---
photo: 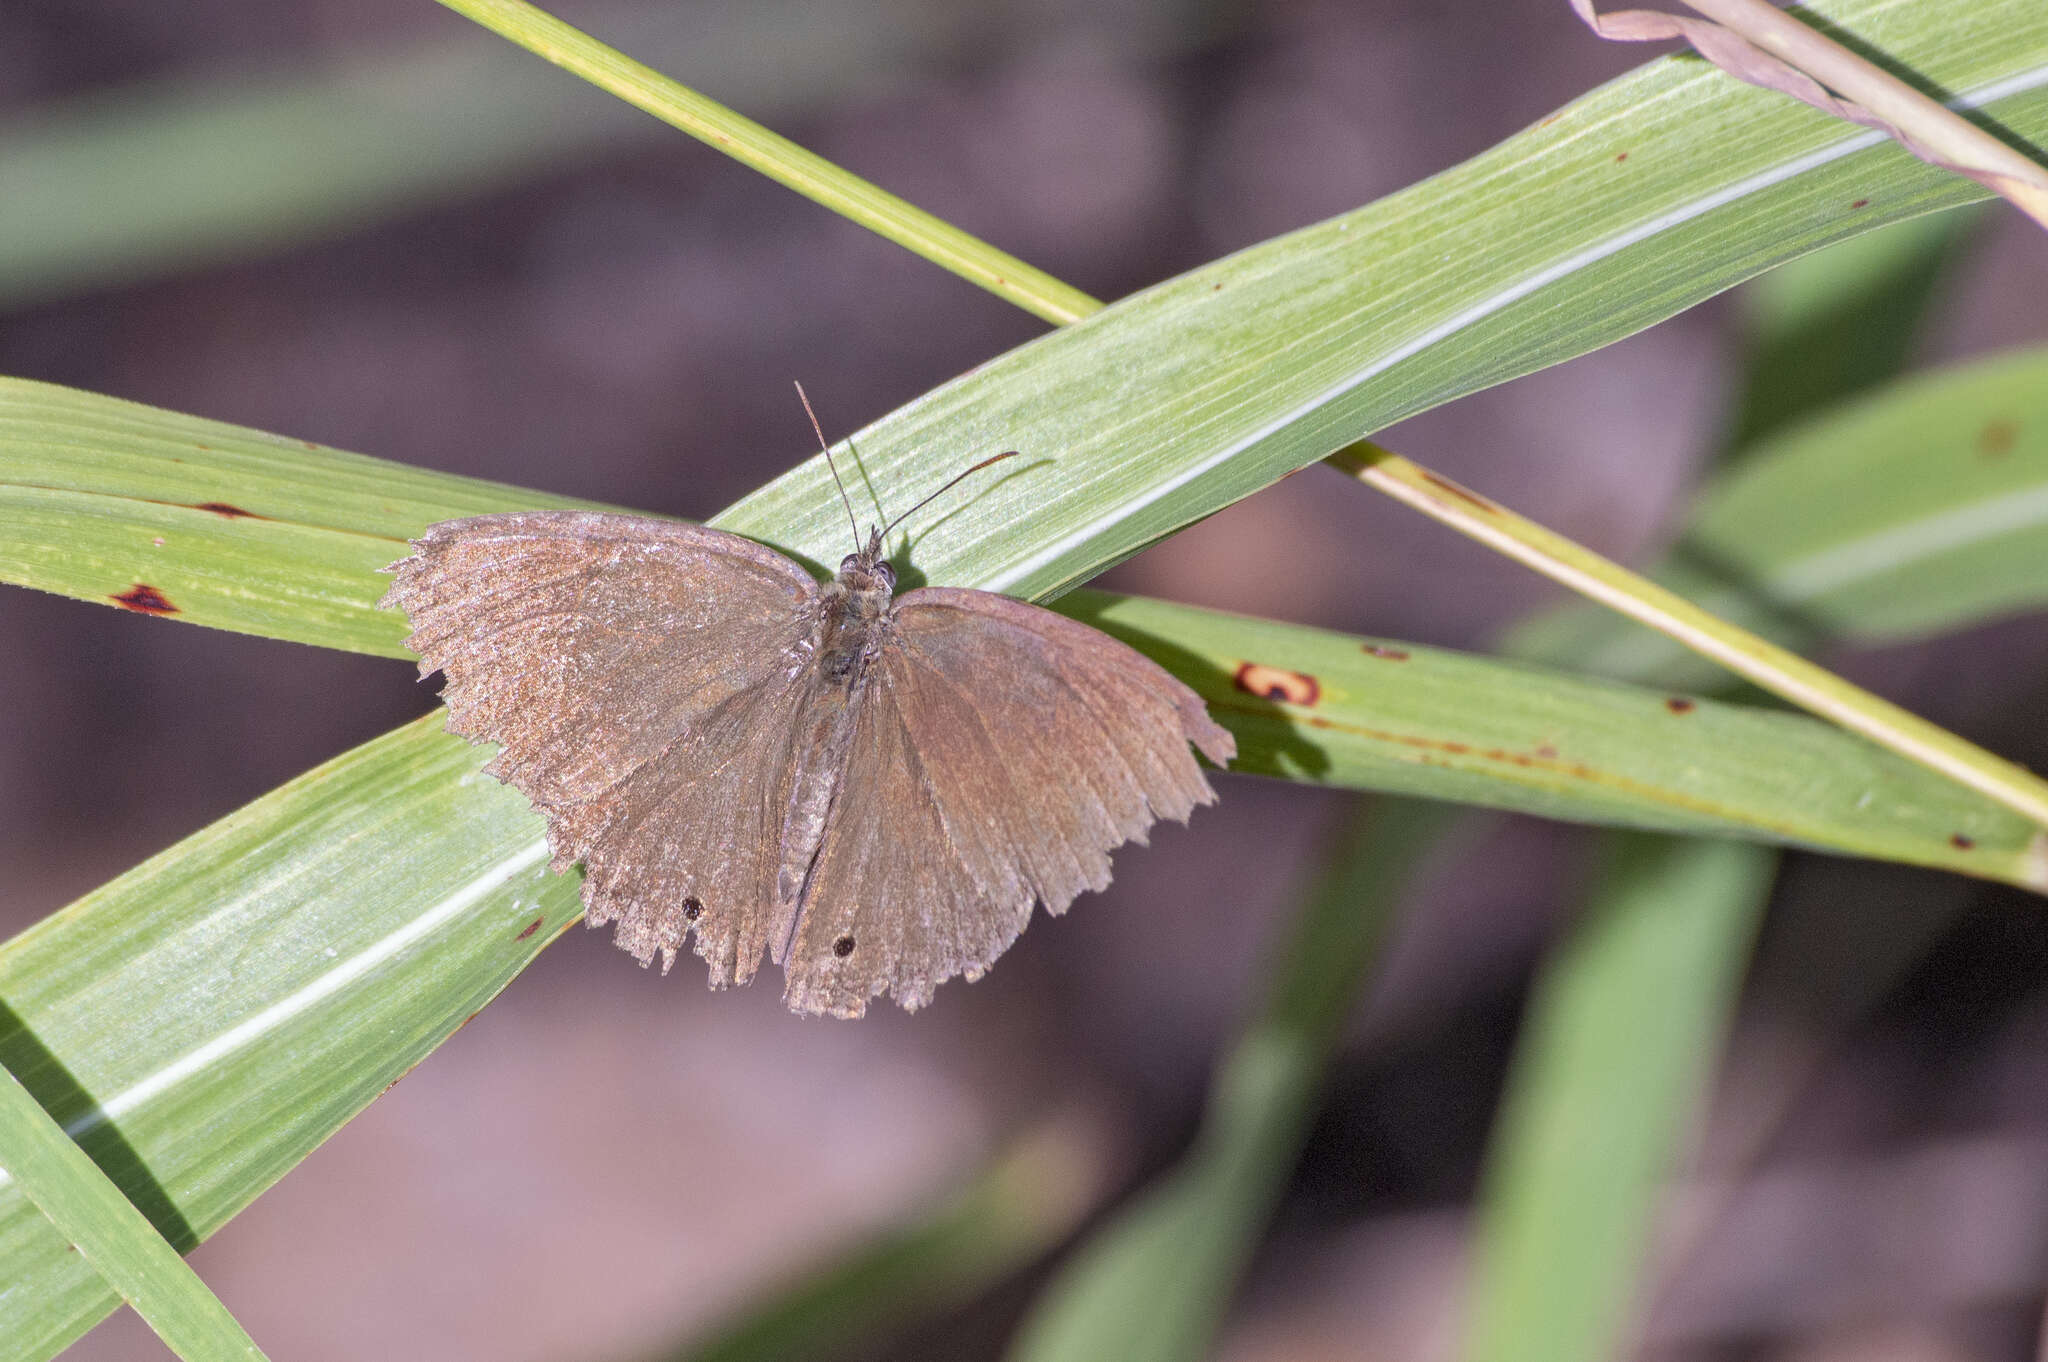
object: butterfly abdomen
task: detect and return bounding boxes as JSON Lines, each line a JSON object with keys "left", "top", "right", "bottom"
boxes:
{"left": 772, "top": 590, "right": 886, "bottom": 946}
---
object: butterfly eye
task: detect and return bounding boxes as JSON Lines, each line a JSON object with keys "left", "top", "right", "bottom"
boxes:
{"left": 839, "top": 554, "right": 862, "bottom": 574}
{"left": 873, "top": 561, "right": 895, "bottom": 589}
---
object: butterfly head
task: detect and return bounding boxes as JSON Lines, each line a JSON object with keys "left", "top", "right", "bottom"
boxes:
{"left": 835, "top": 527, "right": 896, "bottom": 616}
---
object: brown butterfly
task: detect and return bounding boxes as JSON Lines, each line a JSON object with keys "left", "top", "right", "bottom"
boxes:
{"left": 380, "top": 416, "right": 1233, "bottom": 1018}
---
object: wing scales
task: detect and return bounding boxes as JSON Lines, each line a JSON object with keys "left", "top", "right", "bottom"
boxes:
{"left": 382, "top": 510, "right": 819, "bottom": 983}
{"left": 783, "top": 588, "right": 1233, "bottom": 1017}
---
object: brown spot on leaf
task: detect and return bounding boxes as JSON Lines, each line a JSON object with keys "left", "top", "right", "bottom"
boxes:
{"left": 515, "top": 917, "right": 544, "bottom": 941}
{"left": 1977, "top": 418, "right": 2018, "bottom": 458}
{"left": 192, "top": 501, "right": 257, "bottom": 519}
{"left": 1362, "top": 644, "right": 1410, "bottom": 661}
{"left": 1418, "top": 470, "right": 1500, "bottom": 514}
{"left": 1536, "top": 744, "right": 1560, "bottom": 760}
{"left": 111, "top": 583, "right": 177, "bottom": 615}
{"left": 1233, "top": 662, "right": 1321, "bottom": 706}
{"left": 1665, "top": 697, "right": 1696, "bottom": 714}
{"left": 1850, "top": 197, "right": 1871, "bottom": 209}
{"left": 833, "top": 935, "right": 856, "bottom": 958}
{"left": 1615, "top": 151, "right": 1629, "bottom": 162}
{"left": 1951, "top": 833, "right": 1976, "bottom": 850}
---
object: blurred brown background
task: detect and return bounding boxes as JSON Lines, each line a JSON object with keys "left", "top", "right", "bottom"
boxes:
{"left": 4, "top": 1, "right": 2048, "bottom": 1358}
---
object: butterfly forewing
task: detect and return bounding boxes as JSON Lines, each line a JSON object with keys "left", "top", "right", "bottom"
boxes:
{"left": 782, "top": 587, "right": 1235, "bottom": 1018}
{"left": 382, "top": 511, "right": 818, "bottom": 981}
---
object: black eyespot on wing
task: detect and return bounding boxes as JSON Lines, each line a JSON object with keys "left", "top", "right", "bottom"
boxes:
{"left": 682, "top": 896, "right": 702, "bottom": 921}
{"left": 833, "top": 935, "right": 856, "bottom": 958}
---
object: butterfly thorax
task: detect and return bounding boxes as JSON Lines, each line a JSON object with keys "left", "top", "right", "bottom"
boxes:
{"left": 772, "top": 542, "right": 898, "bottom": 930}
{"left": 814, "top": 545, "right": 894, "bottom": 683}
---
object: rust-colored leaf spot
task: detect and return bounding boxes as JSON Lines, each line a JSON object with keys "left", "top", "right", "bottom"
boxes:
{"left": 515, "top": 917, "right": 544, "bottom": 941}
{"left": 1418, "top": 470, "right": 1500, "bottom": 514}
{"left": 193, "top": 501, "right": 257, "bottom": 518}
{"left": 1977, "top": 419, "right": 2018, "bottom": 458}
{"left": 1536, "top": 744, "right": 1560, "bottom": 760}
{"left": 111, "top": 583, "right": 178, "bottom": 615}
{"left": 1951, "top": 833, "right": 1976, "bottom": 850}
{"left": 1665, "top": 696, "right": 1696, "bottom": 714}
{"left": 1233, "top": 662, "right": 1321, "bottom": 706}
{"left": 1850, "top": 197, "right": 1871, "bottom": 209}
{"left": 1362, "top": 644, "right": 1410, "bottom": 661}
{"left": 1615, "top": 151, "right": 1629, "bottom": 162}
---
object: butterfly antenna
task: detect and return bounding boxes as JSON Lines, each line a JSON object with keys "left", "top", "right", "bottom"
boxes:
{"left": 794, "top": 380, "right": 864, "bottom": 552}
{"left": 878, "top": 449, "right": 1024, "bottom": 543}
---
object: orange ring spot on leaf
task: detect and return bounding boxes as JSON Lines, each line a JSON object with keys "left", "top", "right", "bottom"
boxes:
{"left": 1233, "top": 663, "right": 1320, "bottom": 706}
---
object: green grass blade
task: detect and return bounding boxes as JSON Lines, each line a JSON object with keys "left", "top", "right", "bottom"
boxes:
{"left": 0, "top": 376, "right": 601, "bottom": 655}
{"left": 1698, "top": 346, "right": 2048, "bottom": 639}
{"left": 1460, "top": 835, "right": 1775, "bottom": 1362}
{"left": 0, "top": 1063, "right": 267, "bottom": 1362}
{"left": 1004, "top": 799, "right": 1447, "bottom": 1362}
{"left": 1077, "top": 591, "right": 2045, "bottom": 889}
{"left": 0, "top": 715, "right": 572, "bottom": 1358}
{"left": 1511, "top": 343, "right": 2048, "bottom": 687}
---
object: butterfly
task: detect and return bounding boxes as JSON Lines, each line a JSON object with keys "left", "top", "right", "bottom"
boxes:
{"left": 380, "top": 424, "right": 1233, "bottom": 1018}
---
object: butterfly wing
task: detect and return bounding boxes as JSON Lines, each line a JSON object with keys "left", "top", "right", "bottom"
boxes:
{"left": 382, "top": 511, "right": 819, "bottom": 983}
{"left": 781, "top": 587, "right": 1235, "bottom": 1018}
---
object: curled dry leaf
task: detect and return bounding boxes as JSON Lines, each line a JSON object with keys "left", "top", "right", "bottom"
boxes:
{"left": 1569, "top": 0, "right": 2048, "bottom": 229}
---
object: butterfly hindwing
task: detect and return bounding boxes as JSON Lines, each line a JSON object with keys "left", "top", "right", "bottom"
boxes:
{"left": 782, "top": 587, "right": 1235, "bottom": 1017}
